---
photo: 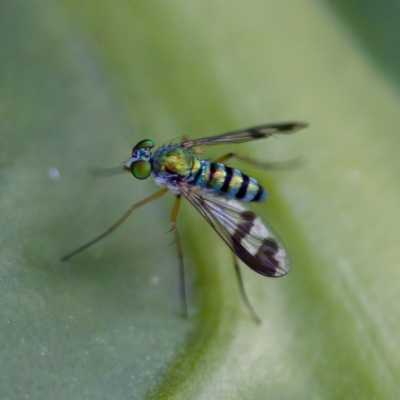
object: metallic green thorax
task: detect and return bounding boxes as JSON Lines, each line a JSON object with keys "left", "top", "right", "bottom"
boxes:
{"left": 152, "top": 146, "right": 201, "bottom": 179}
{"left": 127, "top": 142, "right": 267, "bottom": 202}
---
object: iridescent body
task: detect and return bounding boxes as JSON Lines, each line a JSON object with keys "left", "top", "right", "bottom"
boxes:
{"left": 62, "top": 122, "right": 308, "bottom": 322}
{"left": 149, "top": 146, "right": 268, "bottom": 203}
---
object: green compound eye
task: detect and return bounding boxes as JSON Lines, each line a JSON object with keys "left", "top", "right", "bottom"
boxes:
{"left": 131, "top": 160, "right": 152, "bottom": 180}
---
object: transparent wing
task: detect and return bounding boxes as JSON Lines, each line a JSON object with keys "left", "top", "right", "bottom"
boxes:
{"left": 181, "top": 122, "right": 307, "bottom": 149}
{"left": 180, "top": 185, "right": 290, "bottom": 277}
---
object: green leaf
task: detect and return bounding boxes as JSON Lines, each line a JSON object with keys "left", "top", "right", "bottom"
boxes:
{"left": 1, "top": 0, "right": 400, "bottom": 399}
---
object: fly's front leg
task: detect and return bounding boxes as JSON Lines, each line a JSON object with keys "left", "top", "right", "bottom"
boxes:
{"left": 61, "top": 188, "right": 169, "bottom": 261}
{"left": 232, "top": 254, "right": 262, "bottom": 324}
{"left": 171, "top": 195, "right": 188, "bottom": 318}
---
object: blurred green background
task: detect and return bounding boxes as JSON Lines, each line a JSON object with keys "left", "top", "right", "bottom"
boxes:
{"left": 1, "top": 0, "right": 400, "bottom": 399}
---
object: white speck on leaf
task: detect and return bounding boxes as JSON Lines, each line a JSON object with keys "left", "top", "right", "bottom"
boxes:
{"left": 49, "top": 167, "right": 60, "bottom": 180}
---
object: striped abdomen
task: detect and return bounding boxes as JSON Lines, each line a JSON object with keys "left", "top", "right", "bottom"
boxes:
{"left": 193, "top": 161, "right": 268, "bottom": 202}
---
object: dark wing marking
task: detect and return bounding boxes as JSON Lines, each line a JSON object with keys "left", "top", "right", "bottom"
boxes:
{"left": 181, "top": 122, "right": 308, "bottom": 149}
{"left": 180, "top": 185, "right": 290, "bottom": 277}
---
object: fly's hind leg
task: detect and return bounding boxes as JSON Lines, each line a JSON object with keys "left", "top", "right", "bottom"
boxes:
{"left": 171, "top": 195, "right": 188, "bottom": 318}
{"left": 215, "top": 153, "right": 302, "bottom": 170}
{"left": 232, "top": 254, "right": 262, "bottom": 324}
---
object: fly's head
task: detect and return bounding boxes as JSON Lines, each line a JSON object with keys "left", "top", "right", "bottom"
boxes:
{"left": 125, "top": 139, "right": 155, "bottom": 180}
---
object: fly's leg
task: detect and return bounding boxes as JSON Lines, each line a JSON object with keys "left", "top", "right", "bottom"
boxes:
{"left": 215, "top": 152, "right": 302, "bottom": 170}
{"left": 232, "top": 254, "right": 262, "bottom": 324}
{"left": 90, "top": 165, "right": 129, "bottom": 177}
{"left": 61, "top": 188, "right": 169, "bottom": 261}
{"left": 171, "top": 195, "right": 188, "bottom": 318}
{"left": 215, "top": 153, "right": 235, "bottom": 163}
